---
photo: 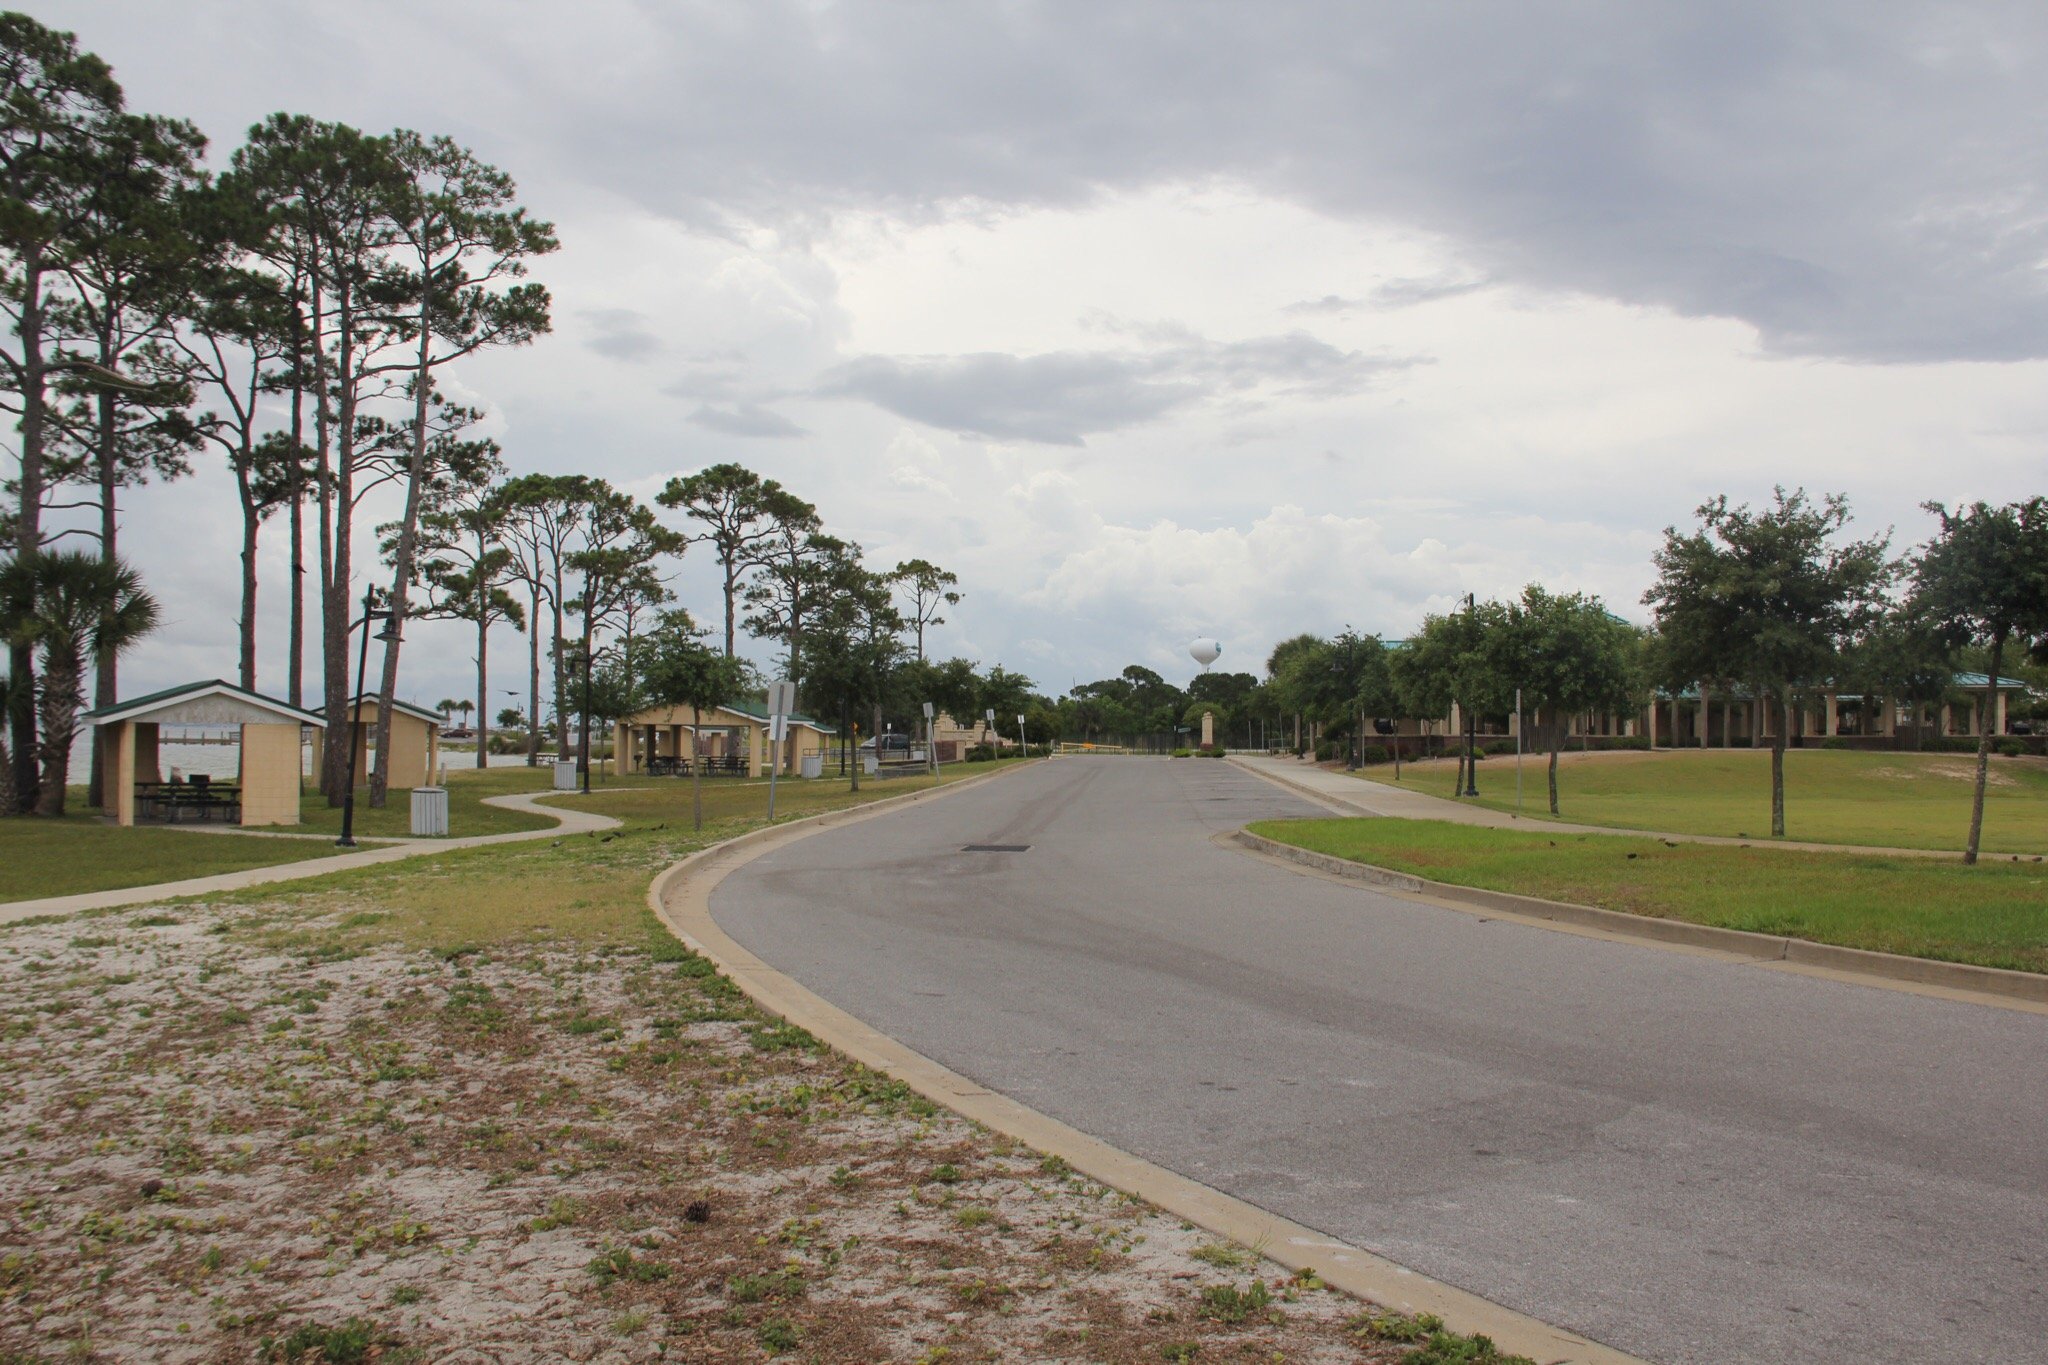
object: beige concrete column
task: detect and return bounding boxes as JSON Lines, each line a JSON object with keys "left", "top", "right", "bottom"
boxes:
{"left": 1881, "top": 696, "right": 1895, "bottom": 737}
{"left": 1720, "top": 700, "right": 1731, "bottom": 747}
{"left": 1200, "top": 711, "right": 1215, "bottom": 747}
{"left": 1648, "top": 701, "right": 1659, "bottom": 747}
{"left": 240, "top": 723, "right": 303, "bottom": 826}
{"left": 749, "top": 722, "right": 766, "bottom": 777}
{"left": 112, "top": 721, "right": 137, "bottom": 826}
{"left": 1938, "top": 702, "right": 1951, "bottom": 735}
{"left": 1995, "top": 690, "right": 2008, "bottom": 735}
{"left": 1824, "top": 693, "right": 1838, "bottom": 736}
{"left": 1697, "top": 688, "right": 1710, "bottom": 748}
{"left": 1970, "top": 700, "right": 1981, "bottom": 736}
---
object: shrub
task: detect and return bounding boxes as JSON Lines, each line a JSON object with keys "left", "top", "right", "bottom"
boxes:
{"left": 963, "top": 744, "right": 998, "bottom": 762}
{"left": 1197, "top": 1279, "right": 1273, "bottom": 1324}
{"left": 1359, "top": 744, "right": 1390, "bottom": 765}
{"left": 262, "top": 1319, "right": 389, "bottom": 1363}
{"left": 1171, "top": 747, "right": 1193, "bottom": 758}
{"left": 1997, "top": 740, "right": 2025, "bottom": 757}
{"left": 1484, "top": 739, "right": 1518, "bottom": 756}
{"left": 1313, "top": 739, "right": 1339, "bottom": 761}
{"left": 1200, "top": 747, "right": 1227, "bottom": 758}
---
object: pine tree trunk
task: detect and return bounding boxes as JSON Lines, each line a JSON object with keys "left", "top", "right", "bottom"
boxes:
{"left": 11, "top": 257, "right": 48, "bottom": 811}
{"left": 527, "top": 583, "right": 543, "bottom": 766}
{"left": 87, "top": 383, "right": 117, "bottom": 809}
{"left": 722, "top": 561, "right": 738, "bottom": 658}
{"left": 475, "top": 609, "right": 490, "bottom": 770}
{"left": 287, "top": 311, "right": 307, "bottom": 709}
{"left": 370, "top": 326, "right": 439, "bottom": 807}
{"left": 1964, "top": 637, "right": 2003, "bottom": 865}
{"left": 236, "top": 443, "right": 261, "bottom": 692}
{"left": 552, "top": 583, "right": 569, "bottom": 758}
{"left": 316, "top": 285, "right": 355, "bottom": 807}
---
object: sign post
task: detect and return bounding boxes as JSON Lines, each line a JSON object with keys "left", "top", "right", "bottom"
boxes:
{"left": 1017, "top": 713, "right": 1028, "bottom": 759}
{"left": 766, "top": 679, "right": 796, "bottom": 819}
{"left": 1515, "top": 686, "right": 1524, "bottom": 812}
{"left": 922, "top": 700, "right": 937, "bottom": 775}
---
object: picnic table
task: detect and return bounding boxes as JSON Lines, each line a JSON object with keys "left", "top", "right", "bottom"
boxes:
{"left": 646, "top": 755, "right": 750, "bottom": 776}
{"left": 135, "top": 778, "right": 242, "bottom": 824}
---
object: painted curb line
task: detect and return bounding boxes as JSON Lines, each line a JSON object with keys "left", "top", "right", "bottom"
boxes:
{"left": 647, "top": 762, "right": 1649, "bottom": 1365}
{"left": 0, "top": 787, "right": 622, "bottom": 926}
{"left": 1229, "top": 829, "right": 2048, "bottom": 1013}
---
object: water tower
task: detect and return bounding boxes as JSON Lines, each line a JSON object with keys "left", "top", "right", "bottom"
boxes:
{"left": 1189, "top": 637, "right": 1222, "bottom": 671}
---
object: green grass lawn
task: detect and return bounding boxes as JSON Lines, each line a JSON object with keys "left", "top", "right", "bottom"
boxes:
{"left": 212, "top": 756, "right": 1037, "bottom": 958}
{"left": 289, "top": 764, "right": 559, "bottom": 839}
{"left": 1250, "top": 816, "right": 2048, "bottom": 973}
{"left": 551, "top": 756, "right": 1032, "bottom": 831}
{"left": 0, "top": 815, "right": 372, "bottom": 903}
{"left": 1357, "top": 748, "right": 2048, "bottom": 853}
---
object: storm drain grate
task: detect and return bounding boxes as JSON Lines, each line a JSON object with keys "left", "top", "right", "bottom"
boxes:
{"left": 961, "top": 843, "right": 1031, "bottom": 853}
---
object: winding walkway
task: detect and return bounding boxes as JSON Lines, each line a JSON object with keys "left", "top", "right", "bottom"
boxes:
{"left": 0, "top": 789, "right": 621, "bottom": 927}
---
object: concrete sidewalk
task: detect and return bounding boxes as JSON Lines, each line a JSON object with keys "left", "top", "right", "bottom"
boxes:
{"left": 0, "top": 789, "right": 622, "bottom": 926}
{"left": 1230, "top": 753, "right": 1982, "bottom": 859}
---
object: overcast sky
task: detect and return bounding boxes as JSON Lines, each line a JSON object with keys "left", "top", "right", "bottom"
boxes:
{"left": 40, "top": 1, "right": 2048, "bottom": 705}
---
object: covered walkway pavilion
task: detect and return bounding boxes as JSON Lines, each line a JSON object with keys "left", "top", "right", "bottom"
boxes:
{"left": 614, "top": 700, "right": 835, "bottom": 778}
{"left": 1644, "top": 673, "right": 2033, "bottom": 748}
{"left": 86, "top": 679, "right": 323, "bottom": 827}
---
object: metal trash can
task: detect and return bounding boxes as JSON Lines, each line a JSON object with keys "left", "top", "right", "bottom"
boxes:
{"left": 800, "top": 753, "right": 823, "bottom": 779}
{"left": 862, "top": 754, "right": 879, "bottom": 775}
{"left": 553, "top": 759, "right": 578, "bottom": 791}
{"left": 409, "top": 786, "right": 449, "bottom": 837}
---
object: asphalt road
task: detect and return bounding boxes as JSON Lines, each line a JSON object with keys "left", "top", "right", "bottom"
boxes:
{"left": 710, "top": 757, "right": 2048, "bottom": 1364}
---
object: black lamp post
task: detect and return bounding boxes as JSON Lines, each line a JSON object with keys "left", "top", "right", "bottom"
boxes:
{"left": 1462, "top": 591, "right": 1479, "bottom": 797}
{"left": 337, "top": 589, "right": 400, "bottom": 848}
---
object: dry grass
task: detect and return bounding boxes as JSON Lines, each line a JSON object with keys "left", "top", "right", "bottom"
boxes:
{"left": 0, "top": 777, "right": 1489, "bottom": 1363}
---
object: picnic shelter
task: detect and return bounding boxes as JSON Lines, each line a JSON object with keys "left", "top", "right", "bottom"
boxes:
{"left": 85, "top": 679, "right": 323, "bottom": 828}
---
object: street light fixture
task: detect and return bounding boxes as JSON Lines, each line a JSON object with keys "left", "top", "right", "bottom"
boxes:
{"left": 337, "top": 589, "right": 400, "bottom": 848}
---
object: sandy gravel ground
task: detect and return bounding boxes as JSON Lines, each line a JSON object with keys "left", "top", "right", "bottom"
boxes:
{"left": 0, "top": 893, "right": 1476, "bottom": 1363}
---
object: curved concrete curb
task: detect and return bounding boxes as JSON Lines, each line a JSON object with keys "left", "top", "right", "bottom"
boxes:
{"left": 1230, "top": 829, "right": 2048, "bottom": 1013}
{"left": 0, "top": 786, "right": 623, "bottom": 927}
{"left": 647, "top": 763, "right": 1648, "bottom": 1365}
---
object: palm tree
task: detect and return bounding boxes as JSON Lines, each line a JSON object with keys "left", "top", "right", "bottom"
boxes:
{"left": 4, "top": 552, "right": 160, "bottom": 817}
{"left": 0, "top": 662, "right": 18, "bottom": 818}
